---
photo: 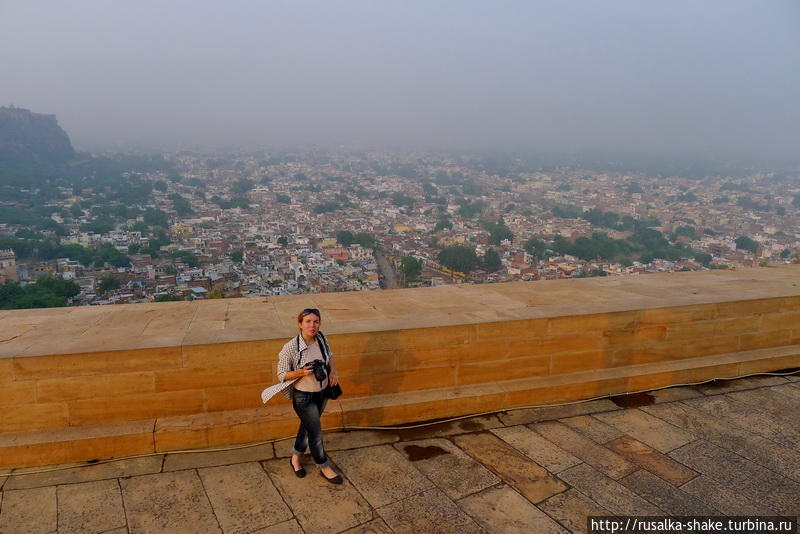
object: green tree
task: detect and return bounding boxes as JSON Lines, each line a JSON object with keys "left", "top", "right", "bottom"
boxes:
{"left": 438, "top": 245, "right": 479, "bottom": 273}
{"left": 172, "top": 250, "right": 199, "bottom": 267}
{"left": 231, "top": 178, "right": 254, "bottom": 195}
{"left": 277, "top": 236, "right": 288, "bottom": 246}
{"left": 276, "top": 193, "right": 291, "bottom": 204}
{"left": 154, "top": 293, "right": 182, "bottom": 302}
{"left": 143, "top": 209, "right": 169, "bottom": 228}
{"left": 153, "top": 180, "right": 167, "bottom": 192}
{"left": 400, "top": 256, "right": 422, "bottom": 285}
{"left": 169, "top": 194, "right": 193, "bottom": 216}
{"left": 483, "top": 248, "right": 502, "bottom": 272}
{"left": 34, "top": 277, "right": 80, "bottom": 299}
{"left": 735, "top": 236, "right": 759, "bottom": 254}
{"left": 524, "top": 237, "right": 550, "bottom": 259}
{"left": 336, "top": 230, "right": 355, "bottom": 246}
{"left": 96, "top": 275, "right": 121, "bottom": 293}
{"left": 484, "top": 218, "right": 513, "bottom": 245}
{"left": 229, "top": 250, "right": 244, "bottom": 263}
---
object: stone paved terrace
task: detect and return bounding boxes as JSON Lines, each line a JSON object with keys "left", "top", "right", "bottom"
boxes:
{"left": 1, "top": 374, "right": 799, "bottom": 534}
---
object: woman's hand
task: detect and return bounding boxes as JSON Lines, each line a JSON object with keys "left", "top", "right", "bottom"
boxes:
{"left": 329, "top": 371, "right": 339, "bottom": 386}
{"left": 289, "top": 366, "right": 313, "bottom": 380}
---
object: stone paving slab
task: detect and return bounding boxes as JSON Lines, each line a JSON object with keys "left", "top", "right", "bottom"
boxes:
{"left": 459, "top": 484, "right": 568, "bottom": 534}
{"left": 775, "top": 382, "right": 800, "bottom": 398}
{"left": 453, "top": 432, "right": 568, "bottom": 504}
{"left": 557, "top": 463, "right": 662, "bottom": 515}
{"left": 5, "top": 455, "right": 163, "bottom": 490}
{"left": 262, "top": 458, "right": 372, "bottom": 534}
{"left": 0, "top": 486, "right": 57, "bottom": 534}
{"left": 605, "top": 436, "right": 697, "bottom": 486}
{"left": 377, "top": 488, "right": 485, "bottom": 534}
{"left": 593, "top": 409, "right": 695, "bottom": 453}
{"left": 57, "top": 479, "right": 126, "bottom": 534}
{"left": 669, "top": 439, "right": 800, "bottom": 516}
{"left": 198, "top": 462, "right": 292, "bottom": 534}
{"left": 331, "top": 444, "right": 434, "bottom": 508}
{"left": 685, "top": 394, "right": 800, "bottom": 448}
{"left": 559, "top": 415, "right": 623, "bottom": 444}
{"left": 394, "top": 414, "right": 505, "bottom": 441}
{"left": 539, "top": 489, "right": 611, "bottom": 534}
{"left": 120, "top": 470, "right": 222, "bottom": 534}
{"left": 644, "top": 401, "right": 800, "bottom": 482}
{"left": 618, "top": 469, "right": 716, "bottom": 515}
{"left": 490, "top": 425, "right": 581, "bottom": 473}
{"left": 163, "top": 443, "right": 274, "bottom": 471}
{"left": 679, "top": 475, "right": 776, "bottom": 516}
{"left": 497, "top": 399, "right": 620, "bottom": 426}
{"left": 726, "top": 387, "right": 800, "bottom": 425}
{"left": 393, "top": 438, "right": 500, "bottom": 500}
{"left": 532, "top": 421, "right": 637, "bottom": 480}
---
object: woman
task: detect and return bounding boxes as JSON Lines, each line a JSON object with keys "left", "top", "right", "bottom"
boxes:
{"left": 276, "top": 308, "right": 342, "bottom": 483}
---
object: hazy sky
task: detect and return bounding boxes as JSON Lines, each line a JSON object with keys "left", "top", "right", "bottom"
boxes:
{"left": 2, "top": 1, "right": 798, "bottom": 158}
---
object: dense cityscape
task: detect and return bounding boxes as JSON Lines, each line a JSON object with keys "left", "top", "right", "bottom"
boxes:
{"left": 1, "top": 112, "right": 798, "bottom": 308}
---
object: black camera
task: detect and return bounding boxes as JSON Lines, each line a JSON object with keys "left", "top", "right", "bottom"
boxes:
{"left": 307, "top": 359, "right": 328, "bottom": 383}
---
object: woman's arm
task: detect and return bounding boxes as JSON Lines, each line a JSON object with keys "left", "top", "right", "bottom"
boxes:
{"left": 277, "top": 341, "right": 312, "bottom": 382}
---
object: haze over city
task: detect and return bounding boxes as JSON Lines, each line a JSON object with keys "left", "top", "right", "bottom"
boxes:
{"left": 2, "top": 0, "right": 798, "bottom": 161}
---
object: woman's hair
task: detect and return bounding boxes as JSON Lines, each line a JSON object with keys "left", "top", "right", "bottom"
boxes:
{"left": 297, "top": 308, "right": 321, "bottom": 323}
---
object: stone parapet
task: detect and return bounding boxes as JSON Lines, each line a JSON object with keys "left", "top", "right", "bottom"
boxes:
{"left": 1, "top": 266, "right": 799, "bottom": 467}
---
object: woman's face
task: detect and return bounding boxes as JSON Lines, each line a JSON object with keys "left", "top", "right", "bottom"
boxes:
{"left": 299, "top": 313, "right": 321, "bottom": 339}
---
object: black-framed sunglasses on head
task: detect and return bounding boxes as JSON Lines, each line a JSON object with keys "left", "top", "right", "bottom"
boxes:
{"left": 301, "top": 308, "right": 320, "bottom": 317}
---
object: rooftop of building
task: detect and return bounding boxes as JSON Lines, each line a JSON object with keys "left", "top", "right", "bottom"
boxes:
{"left": 1, "top": 373, "right": 798, "bottom": 533}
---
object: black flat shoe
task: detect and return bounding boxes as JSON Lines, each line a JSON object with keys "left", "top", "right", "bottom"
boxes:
{"left": 290, "top": 457, "right": 306, "bottom": 478}
{"left": 320, "top": 470, "right": 343, "bottom": 485}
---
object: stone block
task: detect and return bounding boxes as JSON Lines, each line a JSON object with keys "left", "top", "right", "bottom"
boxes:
{"left": 0, "top": 402, "right": 68, "bottom": 432}
{"left": 370, "top": 365, "right": 457, "bottom": 392}
{"left": 205, "top": 383, "right": 272, "bottom": 411}
{"left": 340, "top": 519, "right": 393, "bottom": 534}
{"left": 255, "top": 519, "right": 305, "bottom": 534}
{"left": 120, "top": 470, "right": 222, "bottom": 534}
{"left": 539, "top": 488, "right": 611, "bottom": 534}
{"left": 639, "top": 304, "right": 716, "bottom": 326}
{"left": 68, "top": 390, "right": 205, "bottom": 426}
{"left": 474, "top": 317, "right": 548, "bottom": 341}
{"left": 56, "top": 479, "right": 126, "bottom": 534}
{"left": 603, "top": 326, "right": 666, "bottom": 347}
{"left": 548, "top": 311, "right": 639, "bottom": 335}
{"left": 557, "top": 462, "right": 662, "bottom": 515}
{"left": 739, "top": 329, "right": 791, "bottom": 351}
{"left": 163, "top": 443, "right": 274, "bottom": 471}
{"left": 715, "top": 298, "right": 783, "bottom": 318}
{"left": 491, "top": 425, "right": 581, "bottom": 473}
{"left": 262, "top": 457, "right": 372, "bottom": 534}
{"left": 5, "top": 454, "right": 161, "bottom": 490}
{"left": 537, "top": 333, "right": 604, "bottom": 356}
{"left": 377, "top": 488, "right": 485, "bottom": 534}
{"left": 594, "top": 409, "right": 695, "bottom": 453}
{"left": 457, "top": 355, "right": 549, "bottom": 386}
{"left": 0, "top": 358, "right": 12, "bottom": 382}
{"left": 181, "top": 339, "right": 279, "bottom": 368}
{"left": 714, "top": 316, "right": 762, "bottom": 335}
{"left": 559, "top": 414, "right": 623, "bottom": 443}
{"left": 453, "top": 432, "right": 568, "bottom": 503}
{"left": 155, "top": 363, "right": 271, "bottom": 392}
{"left": 739, "top": 353, "right": 800, "bottom": 375}
{"left": 197, "top": 463, "right": 292, "bottom": 533}
{"left": 612, "top": 344, "right": 686, "bottom": 366}
{"left": 0, "top": 380, "right": 36, "bottom": 406}
{"left": 551, "top": 350, "right": 612, "bottom": 374}
{"left": 335, "top": 349, "right": 397, "bottom": 374}
{"left": 619, "top": 469, "right": 716, "bottom": 515}
{"left": 36, "top": 371, "right": 155, "bottom": 402}
{"left": 665, "top": 320, "right": 717, "bottom": 341}
{"left": 532, "top": 421, "right": 637, "bottom": 480}
{"left": 393, "top": 438, "right": 499, "bottom": 500}
{"left": 12, "top": 346, "right": 182, "bottom": 380}
{"left": 326, "top": 331, "right": 400, "bottom": 356}
{"left": 606, "top": 436, "right": 697, "bottom": 486}
{"left": 0, "top": 486, "right": 57, "bottom": 534}
{"left": 459, "top": 485, "right": 568, "bottom": 534}
{"left": 686, "top": 335, "right": 741, "bottom": 357}
{"left": 497, "top": 398, "right": 620, "bottom": 426}
{"left": 395, "top": 325, "right": 475, "bottom": 350}
{"left": 331, "top": 444, "right": 434, "bottom": 508}
{"left": 680, "top": 475, "right": 777, "bottom": 515}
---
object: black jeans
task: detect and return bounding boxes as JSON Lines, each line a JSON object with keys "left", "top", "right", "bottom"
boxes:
{"left": 291, "top": 389, "right": 329, "bottom": 467}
